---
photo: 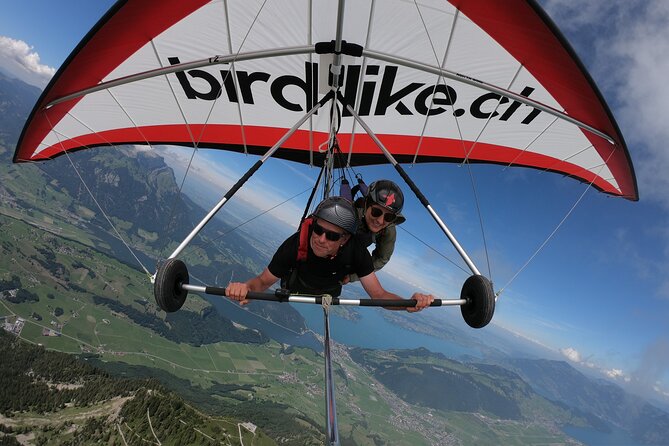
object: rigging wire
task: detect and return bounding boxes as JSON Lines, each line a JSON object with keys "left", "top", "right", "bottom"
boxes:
{"left": 179, "top": 186, "right": 314, "bottom": 263}
{"left": 150, "top": 0, "right": 270, "bottom": 260}
{"left": 502, "top": 116, "right": 559, "bottom": 172}
{"left": 149, "top": 35, "right": 245, "bottom": 262}
{"left": 46, "top": 98, "right": 167, "bottom": 280}
{"left": 410, "top": 1, "right": 457, "bottom": 166}
{"left": 412, "top": 1, "right": 493, "bottom": 280}
{"left": 496, "top": 184, "right": 590, "bottom": 297}
{"left": 459, "top": 64, "right": 525, "bottom": 283}
{"left": 461, "top": 64, "right": 524, "bottom": 165}
{"left": 65, "top": 151, "right": 153, "bottom": 279}
{"left": 42, "top": 113, "right": 153, "bottom": 279}
{"left": 147, "top": 39, "right": 203, "bottom": 259}
{"left": 346, "top": 0, "right": 377, "bottom": 165}
{"left": 538, "top": 143, "right": 595, "bottom": 175}
{"left": 464, "top": 167, "right": 492, "bottom": 280}
{"left": 495, "top": 148, "right": 618, "bottom": 298}
{"left": 301, "top": 164, "right": 326, "bottom": 224}
{"left": 397, "top": 226, "right": 470, "bottom": 275}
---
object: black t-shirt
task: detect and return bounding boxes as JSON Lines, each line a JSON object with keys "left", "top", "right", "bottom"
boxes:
{"left": 268, "top": 232, "right": 374, "bottom": 297}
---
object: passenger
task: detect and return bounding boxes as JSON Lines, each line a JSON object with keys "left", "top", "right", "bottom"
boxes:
{"left": 225, "top": 196, "right": 433, "bottom": 312}
{"left": 345, "top": 180, "right": 405, "bottom": 283}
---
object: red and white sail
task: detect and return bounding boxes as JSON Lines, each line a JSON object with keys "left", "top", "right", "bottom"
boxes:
{"left": 15, "top": 0, "right": 638, "bottom": 200}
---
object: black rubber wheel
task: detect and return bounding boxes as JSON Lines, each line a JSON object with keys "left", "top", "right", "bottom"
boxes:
{"left": 154, "top": 258, "right": 189, "bottom": 312}
{"left": 460, "top": 275, "right": 495, "bottom": 328}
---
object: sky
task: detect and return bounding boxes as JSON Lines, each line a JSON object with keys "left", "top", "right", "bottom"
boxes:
{"left": 1, "top": 0, "right": 669, "bottom": 405}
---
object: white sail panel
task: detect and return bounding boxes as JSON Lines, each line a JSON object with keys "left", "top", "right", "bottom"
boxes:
{"left": 15, "top": 0, "right": 637, "bottom": 199}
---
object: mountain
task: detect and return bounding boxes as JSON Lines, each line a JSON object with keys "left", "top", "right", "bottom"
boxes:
{"left": 0, "top": 72, "right": 307, "bottom": 332}
{"left": 0, "top": 71, "right": 41, "bottom": 146}
{"left": 0, "top": 330, "right": 278, "bottom": 445}
{"left": 350, "top": 348, "right": 583, "bottom": 425}
{"left": 507, "top": 358, "right": 669, "bottom": 445}
{"left": 32, "top": 146, "right": 307, "bottom": 330}
{"left": 4, "top": 69, "right": 669, "bottom": 446}
{"left": 0, "top": 208, "right": 327, "bottom": 444}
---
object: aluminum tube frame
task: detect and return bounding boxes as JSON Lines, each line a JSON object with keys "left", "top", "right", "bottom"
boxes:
{"left": 180, "top": 284, "right": 467, "bottom": 306}
{"left": 46, "top": 45, "right": 314, "bottom": 108}
{"left": 165, "top": 99, "right": 325, "bottom": 261}
{"left": 361, "top": 48, "right": 615, "bottom": 145}
{"left": 329, "top": 0, "right": 346, "bottom": 91}
{"left": 343, "top": 101, "right": 482, "bottom": 276}
{"left": 324, "top": 310, "right": 340, "bottom": 445}
{"left": 45, "top": 43, "right": 615, "bottom": 145}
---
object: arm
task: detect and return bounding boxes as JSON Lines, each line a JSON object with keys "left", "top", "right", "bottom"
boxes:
{"left": 225, "top": 267, "right": 279, "bottom": 306}
{"left": 227, "top": 233, "right": 296, "bottom": 304}
{"left": 370, "top": 226, "right": 396, "bottom": 271}
{"left": 347, "top": 227, "right": 397, "bottom": 283}
{"left": 358, "top": 271, "right": 433, "bottom": 312}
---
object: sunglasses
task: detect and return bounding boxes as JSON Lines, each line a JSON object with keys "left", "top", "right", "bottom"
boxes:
{"left": 312, "top": 221, "right": 346, "bottom": 241}
{"left": 369, "top": 206, "right": 397, "bottom": 223}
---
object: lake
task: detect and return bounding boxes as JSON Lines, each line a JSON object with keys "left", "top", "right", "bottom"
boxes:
{"left": 208, "top": 297, "right": 322, "bottom": 350}
{"left": 208, "top": 295, "right": 479, "bottom": 359}
{"left": 209, "top": 296, "right": 650, "bottom": 446}
{"left": 297, "top": 304, "right": 479, "bottom": 358}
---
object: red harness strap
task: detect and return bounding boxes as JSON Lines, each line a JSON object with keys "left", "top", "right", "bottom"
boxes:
{"left": 297, "top": 217, "right": 313, "bottom": 262}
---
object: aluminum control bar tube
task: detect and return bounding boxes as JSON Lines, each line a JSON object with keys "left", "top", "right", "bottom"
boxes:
{"left": 165, "top": 93, "right": 332, "bottom": 262}
{"left": 180, "top": 284, "right": 465, "bottom": 307}
{"left": 342, "top": 99, "right": 482, "bottom": 276}
{"left": 323, "top": 309, "right": 339, "bottom": 445}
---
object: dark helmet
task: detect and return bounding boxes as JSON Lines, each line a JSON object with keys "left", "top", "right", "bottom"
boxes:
{"left": 367, "top": 180, "right": 404, "bottom": 213}
{"left": 312, "top": 196, "right": 358, "bottom": 234}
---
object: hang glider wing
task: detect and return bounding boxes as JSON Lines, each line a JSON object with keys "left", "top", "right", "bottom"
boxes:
{"left": 14, "top": 0, "right": 637, "bottom": 200}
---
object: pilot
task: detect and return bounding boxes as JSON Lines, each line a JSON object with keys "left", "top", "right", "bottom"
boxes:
{"left": 225, "top": 196, "right": 433, "bottom": 312}
{"left": 346, "top": 180, "right": 406, "bottom": 283}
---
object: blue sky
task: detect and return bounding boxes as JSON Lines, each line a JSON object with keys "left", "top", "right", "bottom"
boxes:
{"left": 2, "top": 0, "right": 669, "bottom": 404}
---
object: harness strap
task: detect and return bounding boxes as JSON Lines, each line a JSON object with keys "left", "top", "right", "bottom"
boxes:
{"left": 297, "top": 217, "right": 313, "bottom": 262}
{"left": 350, "top": 176, "right": 369, "bottom": 199}
{"left": 322, "top": 294, "right": 333, "bottom": 314}
{"left": 339, "top": 178, "right": 353, "bottom": 201}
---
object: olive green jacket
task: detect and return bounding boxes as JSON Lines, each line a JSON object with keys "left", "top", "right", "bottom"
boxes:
{"left": 347, "top": 205, "right": 399, "bottom": 282}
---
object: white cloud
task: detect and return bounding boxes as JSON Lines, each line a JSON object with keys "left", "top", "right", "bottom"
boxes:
{"left": 605, "top": 368, "right": 627, "bottom": 380}
{"left": 541, "top": 1, "right": 669, "bottom": 210}
{"left": 539, "top": 0, "right": 669, "bottom": 299}
{"left": 561, "top": 340, "right": 669, "bottom": 402}
{"left": 653, "top": 384, "right": 669, "bottom": 398}
{"left": 560, "top": 347, "right": 582, "bottom": 363}
{"left": 561, "top": 348, "right": 633, "bottom": 383}
{"left": 0, "top": 36, "right": 54, "bottom": 88}
{"left": 606, "top": 3, "right": 669, "bottom": 209}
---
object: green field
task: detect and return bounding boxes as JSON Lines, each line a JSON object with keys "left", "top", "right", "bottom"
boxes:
{"left": 0, "top": 207, "right": 579, "bottom": 445}
{"left": 0, "top": 211, "right": 432, "bottom": 444}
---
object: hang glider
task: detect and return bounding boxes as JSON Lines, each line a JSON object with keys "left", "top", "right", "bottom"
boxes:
{"left": 14, "top": 2, "right": 638, "bottom": 444}
{"left": 15, "top": 0, "right": 637, "bottom": 200}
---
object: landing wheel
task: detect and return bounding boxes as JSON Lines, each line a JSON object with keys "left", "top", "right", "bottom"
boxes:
{"left": 460, "top": 275, "right": 495, "bottom": 328}
{"left": 154, "top": 258, "right": 189, "bottom": 312}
